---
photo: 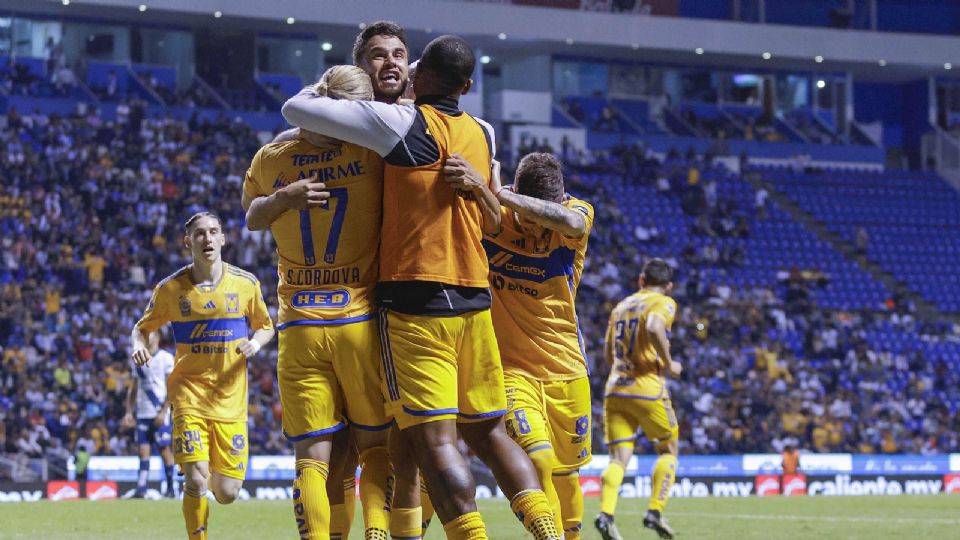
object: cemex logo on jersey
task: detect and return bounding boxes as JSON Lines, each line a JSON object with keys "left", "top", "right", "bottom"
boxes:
{"left": 579, "top": 475, "right": 602, "bottom": 497}
{"left": 47, "top": 481, "right": 80, "bottom": 501}
{"left": 754, "top": 474, "right": 780, "bottom": 496}
{"left": 86, "top": 481, "right": 118, "bottom": 501}
{"left": 944, "top": 474, "right": 960, "bottom": 494}
{"left": 782, "top": 474, "right": 807, "bottom": 496}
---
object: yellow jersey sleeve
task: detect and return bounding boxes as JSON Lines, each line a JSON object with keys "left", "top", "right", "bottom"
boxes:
{"left": 648, "top": 296, "right": 678, "bottom": 330}
{"left": 135, "top": 283, "right": 172, "bottom": 334}
{"left": 246, "top": 278, "right": 274, "bottom": 332}
{"left": 242, "top": 147, "right": 267, "bottom": 199}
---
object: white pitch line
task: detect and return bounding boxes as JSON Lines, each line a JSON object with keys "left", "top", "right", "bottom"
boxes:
{"left": 618, "top": 510, "right": 960, "bottom": 525}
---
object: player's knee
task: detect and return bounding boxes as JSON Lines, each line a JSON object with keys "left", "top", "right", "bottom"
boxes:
{"left": 458, "top": 418, "right": 504, "bottom": 458}
{"left": 212, "top": 483, "right": 240, "bottom": 504}
{"left": 609, "top": 445, "right": 633, "bottom": 466}
{"left": 656, "top": 439, "right": 679, "bottom": 457}
{"left": 184, "top": 470, "right": 208, "bottom": 494}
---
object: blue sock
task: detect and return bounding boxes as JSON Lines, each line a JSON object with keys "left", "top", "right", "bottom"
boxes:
{"left": 164, "top": 464, "right": 174, "bottom": 491}
{"left": 138, "top": 458, "right": 150, "bottom": 491}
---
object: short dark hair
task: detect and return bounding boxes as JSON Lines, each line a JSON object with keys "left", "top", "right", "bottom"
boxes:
{"left": 353, "top": 21, "right": 407, "bottom": 66}
{"left": 515, "top": 152, "right": 565, "bottom": 203}
{"left": 184, "top": 211, "right": 221, "bottom": 233}
{"left": 418, "top": 35, "right": 475, "bottom": 94}
{"left": 642, "top": 258, "right": 674, "bottom": 287}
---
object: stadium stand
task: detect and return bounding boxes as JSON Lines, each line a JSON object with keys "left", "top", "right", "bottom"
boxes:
{"left": 3, "top": 102, "right": 957, "bottom": 482}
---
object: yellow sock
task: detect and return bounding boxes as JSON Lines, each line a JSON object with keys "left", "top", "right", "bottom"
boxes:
{"left": 389, "top": 507, "right": 422, "bottom": 539}
{"left": 510, "top": 489, "right": 560, "bottom": 540}
{"left": 442, "top": 511, "right": 487, "bottom": 540}
{"left": 527, "top": 449, "right": 563, "bottom": 535}
{"left": 553, "top": 472, "right": 584, "bottom": 540}
{"left": 420, "top": 476, "right": 434, "bottom": 535}
{"left": 293, "top": 458, "right": 331, "bottom": 540}
{"left": 600, "top": 460, "right": 625, "bottom": 516}
{"left": 182, "top": 488, "right": 209, "bottom": 539}
{"left": 359, "top": 448, "right": 392, "bottom": 538}
{"left": 649, "top": 454, "right": 678, "bottom": 513}
{"left": 330, "top": 504, "right": 348, "bottom": 540}
{"left": 344, "top": 477, "right": 357, "bottom": 534}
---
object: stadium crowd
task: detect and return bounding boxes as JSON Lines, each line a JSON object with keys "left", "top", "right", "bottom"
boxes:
{"left": 1, "top": 105, "right": 958, "bottom": 480}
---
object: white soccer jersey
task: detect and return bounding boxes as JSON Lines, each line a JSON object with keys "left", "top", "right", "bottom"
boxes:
{"left": 133, "top": 349, "right": 174, "bottom": 419}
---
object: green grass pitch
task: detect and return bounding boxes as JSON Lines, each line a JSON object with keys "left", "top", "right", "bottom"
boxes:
{"left": 0, "top": 495, "right": 957, "bottom": 539}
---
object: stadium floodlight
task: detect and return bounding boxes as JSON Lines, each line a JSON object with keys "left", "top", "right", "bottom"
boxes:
{"left": 878, "top": 59, "right": 887, "bottom": 66}
{"left": 138, "top": 4, "right": 147, "bottom": 12}
{"left": 480, "top": 55, "right": 491, "bottom": 65}
{"left": 498, "top": 33, "right": 507, "bottom": 40}
{"left": 286, "top": 17, "right": 295, "bottom": 25}
{"left": 815, "top": 55, "right": 824, "bottom": 63}
{"left": 817, "top": 80, "right": 826, "bottom": 89}
{"left": 358, "top": 22, "right": 366, "bottom": 29}
{"left": 946, "top": 63, "right": 953, "bottom": 70}
{"left": 565, "top": 38, "right": 574, "bottom": 45}
{"left": 761, "top": 52, "right": 772, "bottom": 60}
{"left": 213, "top": 10, "right": 222, "bottom": 18}
{"left": 61, "top": 0, "right": 70, "bottom": 5}
{"left": 695, "top": 47, "right": 704, "bottom": 55}
{"left": 321, "top": 42, "right": 333, "bottom": 51}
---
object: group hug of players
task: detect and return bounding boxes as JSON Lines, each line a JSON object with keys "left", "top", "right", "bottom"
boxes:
{"left": 128, "top": 21, "right": 683, "bottom": 540}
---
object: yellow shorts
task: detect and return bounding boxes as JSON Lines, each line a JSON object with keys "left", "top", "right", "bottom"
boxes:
{"left": 504, "top": 372, "right": 592, "bottom": 473}
{"left": 172, "top": 415, "right": 248, "bottom": 480}
{"left": 380, "top": 309, "right": 506, "bottom": 429}
{"left": 278, "top": 318, "right": 390, "bottom": 441}
{"left": 603, "top": 375, "right": 678, "bottom": 448}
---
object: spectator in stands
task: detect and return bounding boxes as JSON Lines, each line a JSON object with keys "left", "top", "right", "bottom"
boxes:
{"left": 755, "top": 186, "right": 769, "bottom": 219}
{"left": 855, "top": 226, "right": 870, "bottom": 255}
{"left": 634, "top": 219, "right": 662, "bottom": 243}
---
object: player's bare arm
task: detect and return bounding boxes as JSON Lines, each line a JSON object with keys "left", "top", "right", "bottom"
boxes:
{"left": 443, "top": 153, "right": 502, "bottom": 234}
{"left": 499, "top": 187, "right": 586, "bottom": 238}
{"left": 131, "top": 326, "right": 153, "bottom": 367}
{"left": 235, "top": 327, "right": 275, "bottom": 359}
{"left": 243, "top": 175, "right": 330, "bottom": 230}
{"left": 647, "top": 315, "right": 681, "bottom": 378}
{"left": 123, "top": 377, "right": 138, "bottom": 430}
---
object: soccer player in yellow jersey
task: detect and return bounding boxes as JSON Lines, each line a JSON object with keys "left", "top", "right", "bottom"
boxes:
{"left": 243, "top": 65, "right": 391, "bottom": 540}
{"left": 594, "top": 259, "right": 682, "bottom": 540}
{"left": 132, "top": 212, "right": 275, "bottom": 540}
{"left": 283, "top": 35, "right": 560, "bottom": 540}
{"left": 476, "top": 152, "right": 594, "bottom": 540}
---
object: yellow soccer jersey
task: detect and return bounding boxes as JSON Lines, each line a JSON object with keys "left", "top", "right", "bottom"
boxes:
{"left": 604, "top": 290, "right": 677, "bottom": 389}
{"left": 483, "top": 194, "right": 594, "bottom": 381}
{"left": 243, "top": 140, "right": 384, "bottom": 327}
{"left": 135, "top": 263, "right": 274, "bottom": 423}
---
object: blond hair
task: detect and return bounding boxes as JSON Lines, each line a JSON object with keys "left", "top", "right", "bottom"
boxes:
{"left": 315, "top": 65, "right": 374, "bottom": 101}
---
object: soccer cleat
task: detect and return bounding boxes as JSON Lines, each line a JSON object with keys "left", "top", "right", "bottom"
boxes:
{"left": 164, "top": 487, "right": 177, "bottom": 499}
{"left": 593, "top": 512, "right": 623, "bottom": 540}
{"left": 643, "top": 510, "right": 675, "bottom": 539}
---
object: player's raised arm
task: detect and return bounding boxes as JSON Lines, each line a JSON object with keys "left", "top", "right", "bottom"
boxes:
{"left": 443, "top": 153, "right": 502, "bottom": 234}
{"left": 498, "top": 154, "right": 586, "bottom": 238}
{"left": 281, "top": 85, "right": 414, "bottom": 157}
